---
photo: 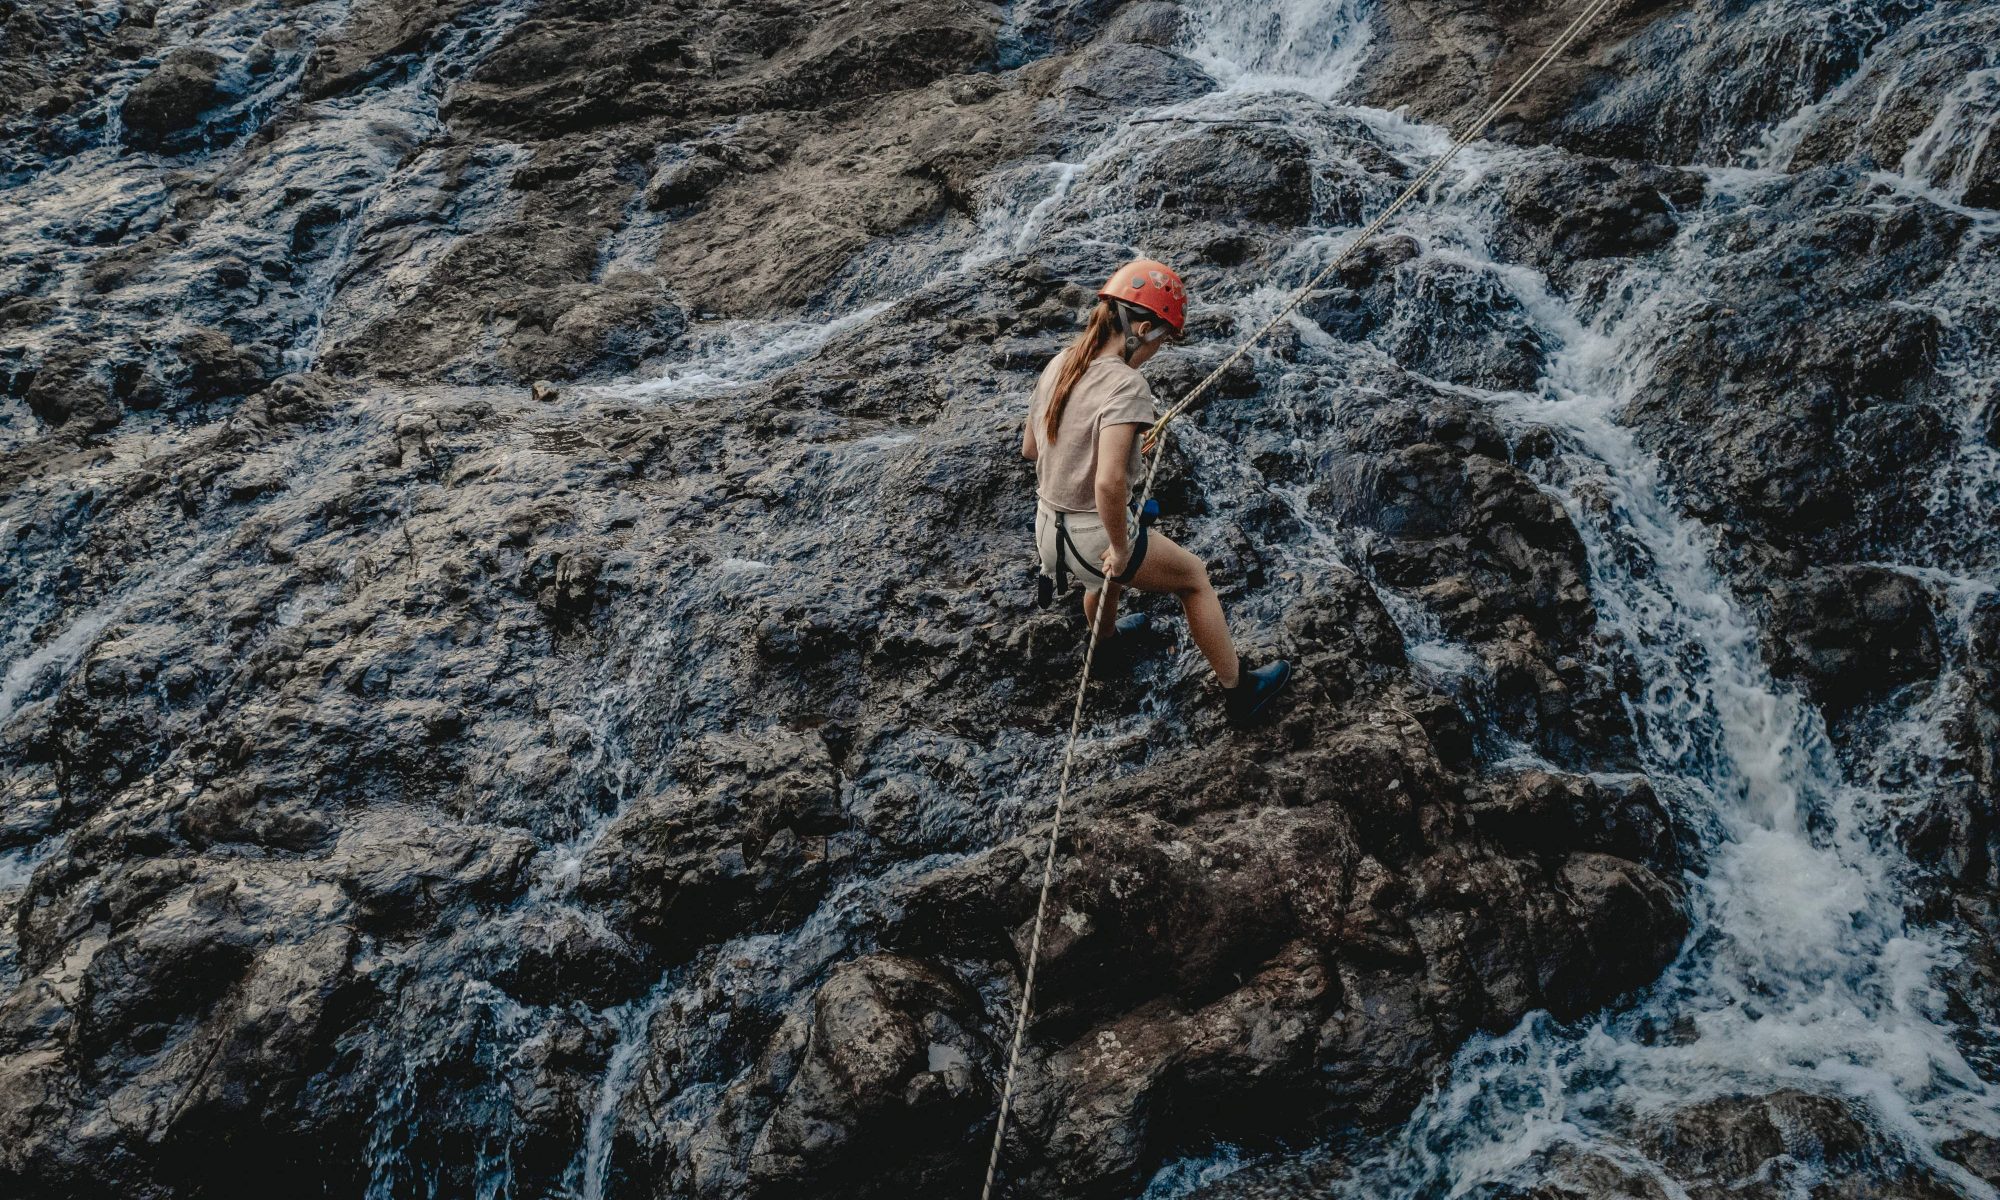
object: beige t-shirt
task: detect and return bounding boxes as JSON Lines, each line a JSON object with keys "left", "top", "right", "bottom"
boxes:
{"left": 1027, "top": 352, "right": 1158, "bottom": 514}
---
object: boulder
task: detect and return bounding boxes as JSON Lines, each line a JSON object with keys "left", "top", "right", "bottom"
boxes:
{"left": 20, "top": 346, "right": 124, "bottom": 432}
{"left": 643, "top": 135, "right": 785, "bottom": 210}
{"left": 177, "top": 330, "right": 281, "bottom": 401}
{"left": 120, "top": 48, "right": 232, "bottom": 150}
{"left": 1311, "top": 391, "right": 1615, "bottom": 759}
{"left": 1130, "top": 123, "right": 1316, "bottom": 227}
{"left": 1641, "top": 1090, "right": 1965, "bottom": 1200}
{"left": 1765, "top": 566, "right": 1940, "bottom": 711}
{"left": 712, "top": 954, "right": 991, "bottom": 1198}
{"left": 578, "top": 731, "right": 845, "bottom": 957}
{"left": 1499, "top": 155, "right": 1703, "bottom": 287}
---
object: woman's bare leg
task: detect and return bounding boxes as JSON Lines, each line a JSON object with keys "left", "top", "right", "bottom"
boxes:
{"left": 1081, "top": 581, "right": 1125, "bottom": 640}
{"left": 1121, "top": 532, "right": 1239, "bottom": 687}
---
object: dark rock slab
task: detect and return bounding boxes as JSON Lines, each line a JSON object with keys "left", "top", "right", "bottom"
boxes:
{"left": 120, "top": 48, "right": 233, "bottom": 151}
{"left": 1765, "top": 565, "right": 1941, "bottom": 711}
{"left": 1640, "top": 1090, "right": 1966, "bottom": 1200}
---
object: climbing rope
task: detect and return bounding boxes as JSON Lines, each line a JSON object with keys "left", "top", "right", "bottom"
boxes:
{"left": 978, "top": 1, "right": 1622, "bottom": 1194}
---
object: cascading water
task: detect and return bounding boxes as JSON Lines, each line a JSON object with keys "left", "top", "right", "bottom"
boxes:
{"left": 1282, "top": 184, "right": 2000, "bottom": 1197}
{"left": 1125, "top": 0, "right": 2000, "bottom": 1195}
{"left": 6, "top": 0, "right": 1995, "bottom": 1194}
{"left": 410, "top": 0, "right": 1997, "bottom": 1193}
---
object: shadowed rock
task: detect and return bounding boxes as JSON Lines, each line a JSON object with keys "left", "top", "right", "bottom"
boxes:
{"left": 120, "top": 48, "right": 233, "bottom": 151}
{"left": 1765, "top": 566, "right": 1941, "bottom": 711}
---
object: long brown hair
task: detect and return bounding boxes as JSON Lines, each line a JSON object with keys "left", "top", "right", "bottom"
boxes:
{"left": 1043, "top": 300, "right": 1120, "bottom": 443}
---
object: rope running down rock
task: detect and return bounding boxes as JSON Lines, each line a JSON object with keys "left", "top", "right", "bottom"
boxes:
{"left": 979, "top": 1, "right": 1623, "bottom": 1193}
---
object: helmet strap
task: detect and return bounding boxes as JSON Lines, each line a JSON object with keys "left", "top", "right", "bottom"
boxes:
{"left": 1112, "top": 301, "right": 1140, "bottom": 359}
{"left": 1111, "top": 301, "right": 1168, "bottom": 361}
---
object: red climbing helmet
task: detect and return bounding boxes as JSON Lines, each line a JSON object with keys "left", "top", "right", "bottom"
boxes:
{"left": 1098, "top": 258, "right": 1187, "bottom": 336}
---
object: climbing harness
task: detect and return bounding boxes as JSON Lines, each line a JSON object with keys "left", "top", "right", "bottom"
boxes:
{"left": 980, "top": 0, "right": 1623, "bottom": 1194}
{"left": 1038, "top": 499, "right": 1162, "bottom": 604}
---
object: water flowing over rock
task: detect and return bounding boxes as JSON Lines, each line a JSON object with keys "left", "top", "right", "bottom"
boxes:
{"left": 2, "top": 0, "right": 1998, "bottom": 1198}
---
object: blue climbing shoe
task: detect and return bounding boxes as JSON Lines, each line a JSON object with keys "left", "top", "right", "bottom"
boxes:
{"left": 1112, "top": 612, "right": 1150, "bottom": 639}
{"left": 1225, "top": 659, "right": 1292, "bottom": 726}
{"left": 1088, "top": 612, "right": 1156, "bottom": 678}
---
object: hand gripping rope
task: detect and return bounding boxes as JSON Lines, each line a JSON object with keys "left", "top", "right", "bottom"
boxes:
{"left": 980, "top": 1, "right": 1623, "bottom": 1194}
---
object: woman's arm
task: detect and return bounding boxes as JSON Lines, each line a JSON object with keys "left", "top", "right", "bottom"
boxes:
{"left": 1022, "top": 414, "right": 1038, "bottom": 461}
{"left": 1095, "top": 422, "right": 1138, "bottom": 574}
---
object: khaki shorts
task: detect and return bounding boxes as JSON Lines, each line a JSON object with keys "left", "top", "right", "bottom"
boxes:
{"left": 1035, "top": 501, "right": 1113, "bottom": 593}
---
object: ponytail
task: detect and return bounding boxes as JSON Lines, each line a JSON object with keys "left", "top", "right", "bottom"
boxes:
{"left": 1043, "top": 300, "right": 1119, "bottom": 443}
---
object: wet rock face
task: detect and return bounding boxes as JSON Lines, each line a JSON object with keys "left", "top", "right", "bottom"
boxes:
{"left": 1621, "top": 167, "right": 1967, "bottom": 539}
{"left": 1306, "top": 387, "right": 1624, "bottom": 762}
{"left": 457, "top": 0, "right": 1002, "bottom": 134}
{"left": 1497, "top": 154, "right": 1704, "bottom": 292}
{"left": 709, "top": 683, "right": 1688, "bottom": 1200}
{"left": 1640, "top": 1090, "right": 1967, "bottom": 1200}
{"left": 1783, "top": 5, "right": 2000, "bottom": 186}
{"left": 2, "top": 0, "right": 1996, "bottom": 1197}
{"left": 0, "top": 348, "right": 1682, "bottom": 1199}
{"left": 1318, "top": 253, "right": 1550, "bottom": 391}
{"left": 1356, "top": 0, "right": 1955, "bottom": 169}
{"left": 1471, "top": 1147, "right": 1675, "bottom": 1200}
{"left": 1351, "top": 0, "right": 1701, "bottom": 157}
{"left": 1962, "top": 594, "right": 2000, "bottom": 827}
{"left": 1765, "top": 566, "right": 1941, "bottom": 711}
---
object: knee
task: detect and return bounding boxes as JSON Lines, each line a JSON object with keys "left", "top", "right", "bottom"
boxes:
{"left": 1177, "top": 564, "right": 1215, "bottom": 600}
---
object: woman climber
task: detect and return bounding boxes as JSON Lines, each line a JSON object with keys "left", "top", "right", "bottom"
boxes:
{"left": 1022, "top": 258, "right": 1290, "bottom": 726}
